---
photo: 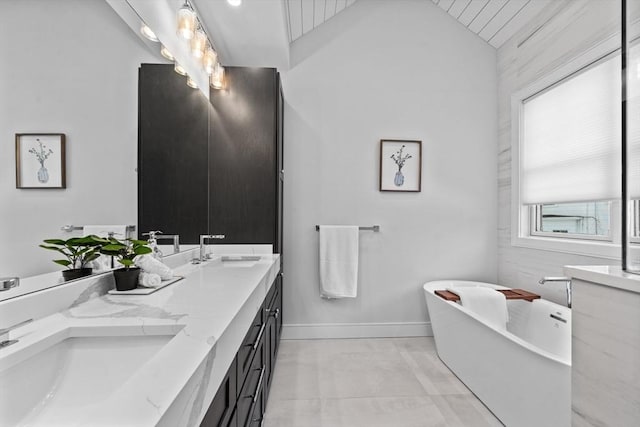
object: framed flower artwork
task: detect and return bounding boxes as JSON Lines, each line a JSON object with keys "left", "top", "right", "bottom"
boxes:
{"left": 15, "top": 133, "right": 66, "bottom": 189}
{"left": 379, "top": 139, "right": 421, "bottom": 192}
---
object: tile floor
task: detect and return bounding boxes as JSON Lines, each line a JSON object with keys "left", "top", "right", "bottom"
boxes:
{"left": 263, "top": 337, "right": 503, "bottom": 427}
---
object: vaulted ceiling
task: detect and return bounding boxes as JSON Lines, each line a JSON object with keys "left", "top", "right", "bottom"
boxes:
{"left": 430, "top": 0, "right": 554, "bottom": 48}
{"left": 284, "top": 0, "right": 358, "bottom": 42}
{"left": 113, "top": 0, "right": 556, "bottom": 75}
{"left": 283, "top": 0, "right": 553, "bottom": 48}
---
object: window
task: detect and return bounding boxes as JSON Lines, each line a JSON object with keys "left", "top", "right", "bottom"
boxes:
{"left": 512, "top": 39, "right": 640, "bottom": 258}
{"left": 531, "top": 202, "right": 611, "bottom": 241}
{"left": 518, "top": 51, "right": 620, "bottom": 247}
{"left": 510, "top": 38, "right": 637, "bottom": 258}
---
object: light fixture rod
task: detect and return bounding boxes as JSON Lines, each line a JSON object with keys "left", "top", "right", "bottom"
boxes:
{"left": 188, "top": 0, "right": 222, "bottom": 64}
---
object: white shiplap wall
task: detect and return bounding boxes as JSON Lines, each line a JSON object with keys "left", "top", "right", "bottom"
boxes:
{"left": 284, "top": 0, "right": 357, "bottom": 42}
{"left": 497, "top": 0, "right": 621, "bottom": 304}
{"left": 431, "top": 0, "right": 555, "bottom": 48}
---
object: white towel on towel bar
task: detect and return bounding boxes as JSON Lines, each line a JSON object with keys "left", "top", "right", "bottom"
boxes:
{"left": 448, "top": 286, "right": 509, "bottom": 330}
{"left": 319, "top": 225, "right": 359, "bottom": 298}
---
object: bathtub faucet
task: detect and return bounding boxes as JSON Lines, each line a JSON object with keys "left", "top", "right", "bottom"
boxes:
{"left": 539, "top": 277, "right": 572, "bottom": 309}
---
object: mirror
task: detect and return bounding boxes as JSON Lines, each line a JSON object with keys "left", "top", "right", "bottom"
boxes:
{"left": 0, "top": 0, "right": 173, "bottom": 299}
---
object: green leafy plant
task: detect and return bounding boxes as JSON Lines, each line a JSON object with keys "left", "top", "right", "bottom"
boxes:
{"left": 40, "top": 235, "right": 108, "bottom": 270}
{"left": 99, "top": 238, "right": 152, "bottom": 269}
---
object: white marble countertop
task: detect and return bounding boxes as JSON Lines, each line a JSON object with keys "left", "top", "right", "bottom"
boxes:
{"left": 0, "top": 253, "right": 281, "bottom": 426}
{"left": 564, "top": 265, "right": 640, "bottom": 294}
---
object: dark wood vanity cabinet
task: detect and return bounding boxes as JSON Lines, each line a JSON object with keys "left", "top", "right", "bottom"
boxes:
{"left": 139, "top": 64, "right": 284, "bottom": 427}
{"left": 201, "top": 274, "right": 282, "bottom": 427}
{"left": 138, "top": 65, "right": 283, "bottom": 251}
{"left": 200, "top": 358, "right": 237, "bottom": 427}
{"left": 264, "top": 275, "right": 283, "bottom": 394}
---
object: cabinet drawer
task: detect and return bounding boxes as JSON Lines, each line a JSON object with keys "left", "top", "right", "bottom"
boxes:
{"left": 247, "top": 381, "right": 265, "bottom": 427}
{"left": 265, "top": 276, "right": 282, "bottom": 334}
{"left": 237, "top": 337, "right": 266, "bottom": 427}
{"left": 200, "top": 357, "right": 237, "bottom": 427}
{"left": 265, "top": 278, "right": 278, "bottom": 311}
{"left": 236, "top": 305, "right": 264, "bottom": 395}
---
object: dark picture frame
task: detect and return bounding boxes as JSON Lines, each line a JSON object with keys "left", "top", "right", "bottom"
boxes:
{"left": 379, "top": 139, "right": 422, "bottom": 192}
{"left": 16, "top": 133, "right": 66, "bottom": 189}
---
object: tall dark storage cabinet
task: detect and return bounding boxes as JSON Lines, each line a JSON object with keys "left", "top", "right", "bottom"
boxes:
{"left": 208, "top": 67, "right": 282, "bottom": 251}
{"left": 139, "top": 64, "right": 284, "bottom": 427}
{"left": 138, "top": 65, "right": 283, "bottom": 255}
{"left": 138, "top": 64, "right": 209, "bottom": 244}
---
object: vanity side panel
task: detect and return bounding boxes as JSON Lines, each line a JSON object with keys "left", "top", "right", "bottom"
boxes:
{"left": 571, "top": 278, "right": 640, "bottom": 426}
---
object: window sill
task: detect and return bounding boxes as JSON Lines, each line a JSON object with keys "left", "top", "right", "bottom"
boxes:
{"left": 511, "top": 234, "right": 620, "bottom": 260}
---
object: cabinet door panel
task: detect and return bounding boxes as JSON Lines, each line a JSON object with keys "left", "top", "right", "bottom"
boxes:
{"left": 138, "top": 64, "right": 209, "bottom": 243}
{"left": 208, "top": 67, "right": 278, "bottom": 245}
{"left": 237, "top": 306, "right": 264, "bottom": 395}
{"left": 237, "top": 338, "right": 265, "bottom": 427}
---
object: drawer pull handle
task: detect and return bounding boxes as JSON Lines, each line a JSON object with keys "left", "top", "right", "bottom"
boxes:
{"left": 271, "top": 308, "right": 280, "bottom": 319}
{"left": 253, "top": 365, "right": 265, "bottom": 403}
{"left": 252, "top": 324, "right": 266, "bottom": 351}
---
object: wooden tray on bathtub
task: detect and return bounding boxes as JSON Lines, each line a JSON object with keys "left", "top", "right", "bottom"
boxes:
{"left": 435, "top": 288, "right": 540, "bottom": 302}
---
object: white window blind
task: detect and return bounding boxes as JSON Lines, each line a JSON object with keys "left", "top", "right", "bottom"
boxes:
{"left": 628, "top": 45, "right": 640, "bottom": 200}
{"left": 521, "top": 54, "right": 621, "bottom": 205}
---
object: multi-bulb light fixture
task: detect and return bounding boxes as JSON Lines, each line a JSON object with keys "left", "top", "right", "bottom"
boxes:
{"left": 175, "top": 0, "right": 225, "bottom": 89}
{"left": 138, "top": 0, "right": 227, "bottom": 90}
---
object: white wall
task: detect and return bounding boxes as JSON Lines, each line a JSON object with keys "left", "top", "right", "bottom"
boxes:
{"left": 497, "top": 0, "right": 621, "bottom": 304}
{"left": 281, "top": 0, "right": 498, "bottom": 338}
{"left": 0, "top": 0, "right": 157, "bottom": 278}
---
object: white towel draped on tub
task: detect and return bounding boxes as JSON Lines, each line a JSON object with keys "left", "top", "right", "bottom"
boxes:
{"left": 448, "top": 286, "right": 509, "bottom": 330}
{"left": 319, "top": 225, "right": 359, "bottom": 298}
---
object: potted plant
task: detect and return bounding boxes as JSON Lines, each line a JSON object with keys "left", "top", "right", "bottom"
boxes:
{"left": 100, "top": 238, "right": 152, "bottom": 291}
{"left": 39, "top": 235, "right": 107, "bottom": 281}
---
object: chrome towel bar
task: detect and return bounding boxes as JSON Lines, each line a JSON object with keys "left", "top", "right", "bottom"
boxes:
{"left": 61, "top": 225, "right": 136, "bottom": 233}
{"left": 315, "top": 225, "right": 380, "bottom": 232}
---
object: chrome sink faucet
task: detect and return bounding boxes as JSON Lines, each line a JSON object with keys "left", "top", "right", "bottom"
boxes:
{"left": 539, "top": 277, "right": 572, "bottom": 308}
{"left": 199, "top": 234, "right": 225, "bottom": 262}
{"left": 0, "top": 318, "right": 33, "bottom": 347}
{"left": 143, "top": 231, "right": 181, "bottom": 258}
{"left": 0, "top": 277, "right": 19, "bottom": 292}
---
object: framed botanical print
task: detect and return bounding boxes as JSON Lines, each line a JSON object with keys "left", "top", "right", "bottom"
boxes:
{"left": 379, "top": 139, "right": 421, "bottom": 192}
{"left": 16, "top": 133, "right": 66, "bottom": 189}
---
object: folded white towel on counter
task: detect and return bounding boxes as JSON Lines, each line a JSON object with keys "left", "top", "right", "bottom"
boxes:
{"left": 319, "top": 225, "right": 359, "bottom": 298}
{"left": 448, "top": 286, "right": 509, "bottom": 330}
{"left": 135, "top": 255, "right": 174, "bottom": 280}
{"left": 83, "top": 225, "right": 129, "bottom": 239}
{"left": 138, "top": 272, "right": 162, "bottom": 288}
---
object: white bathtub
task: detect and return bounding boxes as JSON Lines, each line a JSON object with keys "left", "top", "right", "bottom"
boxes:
{"left": 423, "top": 280, "right": 571, "bottom": 427}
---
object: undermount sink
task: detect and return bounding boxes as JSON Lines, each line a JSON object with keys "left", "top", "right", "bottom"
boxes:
{"left": 0, "top": 326, "right": 178, "bottom": 426}
{"left": 202, "top": 255, "right": 260, "bottom": 268}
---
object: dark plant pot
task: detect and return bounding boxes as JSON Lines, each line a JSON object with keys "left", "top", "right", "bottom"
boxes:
{"left": 113, "top": 267, "right": 141, "bottom": 291}
{"left": 62, "top": 268, "right": 93, "bottom": 281}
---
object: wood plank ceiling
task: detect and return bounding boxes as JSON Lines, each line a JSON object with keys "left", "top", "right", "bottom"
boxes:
{"left": 284, "top": 0, "right": 551, "bottom": 48}
{"left": 284, "top": 0, "right": 357, "bottom": 42}
{"left": 431, "top": 0, "right": 554, "bottom": 48}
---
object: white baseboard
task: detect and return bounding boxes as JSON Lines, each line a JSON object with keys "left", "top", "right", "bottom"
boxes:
{"left": 281, "top": 321, "right": 433, "bottom": 340}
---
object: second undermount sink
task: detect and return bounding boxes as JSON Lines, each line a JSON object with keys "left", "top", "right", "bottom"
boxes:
{"left": 0, "top": 326, "right": 179, "bottom": 426}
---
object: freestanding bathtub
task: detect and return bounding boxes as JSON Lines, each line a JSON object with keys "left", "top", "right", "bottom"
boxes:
{"left": 423, "top": 280, "right": 571, "bottom": 427}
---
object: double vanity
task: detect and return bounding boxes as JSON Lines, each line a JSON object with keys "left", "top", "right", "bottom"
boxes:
{"left": 0, "top": 248, "right": 282, "bottom": 426}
